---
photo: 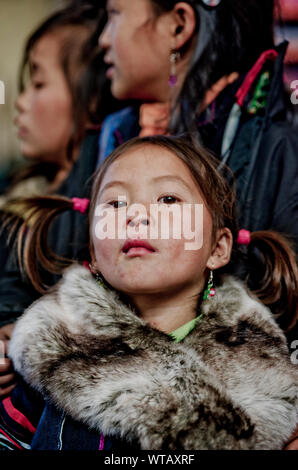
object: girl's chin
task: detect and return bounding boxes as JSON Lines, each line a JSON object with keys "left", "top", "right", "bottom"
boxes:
{"left": 21, "top": 148, "right": 40, "bottom": 159}
{"left": 111, "top": 81, "right": 132, "bottom": 101}
{"left": 113, "top": 279, "right": 161, "bottom": 295}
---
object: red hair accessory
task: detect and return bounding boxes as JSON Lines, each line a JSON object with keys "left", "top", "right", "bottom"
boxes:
{"left": 237, "top": 229, "right": 251, "bottom": 246}
{"left": 83, "top": 261, "right": 91, "bottom": 271}
{"left": 72, "top": 197, "right": 90, "bottom": 214}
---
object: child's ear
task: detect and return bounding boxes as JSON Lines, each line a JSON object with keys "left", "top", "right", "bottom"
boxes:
{"left": 89, "top": 260, "right": 99, "bottom": 275}
{"left": 170, "top": 2, "right": 197, "bottom": 50}
{"left": 89, "top": 245, "right": 99, "bottom": 274}
{"left": 206, "top": 228, "right": 233, "bottom": 270}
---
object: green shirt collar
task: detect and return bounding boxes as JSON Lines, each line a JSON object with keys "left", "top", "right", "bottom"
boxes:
{"left": 169, "top": 314, "right": 202, "bottom": 343}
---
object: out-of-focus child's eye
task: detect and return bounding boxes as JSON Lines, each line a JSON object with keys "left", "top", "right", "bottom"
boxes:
{"left": 33, "top": 82, "right": 44, "bottom": 90}
{"left": 107, "top": 8, "right": 119, "bottom": 19}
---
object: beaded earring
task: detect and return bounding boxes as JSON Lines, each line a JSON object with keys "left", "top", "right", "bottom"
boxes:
{"left": 168, "top": 52, "right": 180, "bottom": 88}
{"left": 202, "top": 270, "right": 216, "bottom": 300}
{"left": 89, "top": 263, "right": 106, "bottom": 290}
{"left": 95, "top": 272, "right": 106, "bottom": 289}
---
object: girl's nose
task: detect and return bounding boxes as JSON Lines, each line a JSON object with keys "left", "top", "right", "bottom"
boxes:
{"left": 15, "top": 90, "right": 27, "bottom": 113}
{"left": 98, "top": 22, "right": 111, "bottom": 50}
{"left": 127, "top": 213, "right": 150, "bottom": 228}
{"left": 126, "top": 201, "right": 151, "bottom": 228}
{"left": 128, "top": 218, "right": 149, "bottom": 228}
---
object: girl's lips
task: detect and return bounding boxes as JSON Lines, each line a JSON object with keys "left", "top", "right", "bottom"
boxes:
{"left": 124, "top": 247, "right": 156, "bottom": 257}
{"left": 17, "top": 126, "right": 29, "bottom": 138}
{"left": 122, "top": 240, "right": 156, "bottom": 255}
{"left": 106, "top": 65, "right": 115, "bottom": 79}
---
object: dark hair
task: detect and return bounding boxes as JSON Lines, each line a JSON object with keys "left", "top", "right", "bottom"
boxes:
{"left": 4, "top": 135, "right": 297, "bottom": 333}
{"left": 19, "top": 3, "right": 109, "bottom": 160}
{"left": 149, "top": 0, "right": 276, "bottom": 133}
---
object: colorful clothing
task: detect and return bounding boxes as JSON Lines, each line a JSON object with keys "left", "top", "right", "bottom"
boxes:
{"left": 1, "top": 264, "right": 297, "bottom": 450}
{"left": 97, "top": 42, "right": 298, "bottom": 256}
{"left": 0, "top": 131, "right": 99, "bottom": 328}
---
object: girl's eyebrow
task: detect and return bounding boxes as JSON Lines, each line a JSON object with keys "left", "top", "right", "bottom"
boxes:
{"left": 30, "top": 61, "right": 43, "bottom": 76}
{"left": 99, "top": 175, "right": 193, "bottom": 198}
{"left": 98, "top": 180, "right": 128, "bottom": 197}
{"left": 107, "top": 0, "right": 116, "bottom": 8}
{"left": 152, "top": 175, "right": 193, "bottom": 193}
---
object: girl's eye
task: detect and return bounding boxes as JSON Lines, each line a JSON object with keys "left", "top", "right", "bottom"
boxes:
{"left": 159, "top": 195, "right": 180, "bottom": 204}
{"left": 108, "top": 200, "right": 127, "bottom": 209}
{"left": 32, "top": 82, "right": 44, "bottom": 90}
{"left": 107, "top": 8, "right": 119, "bottom": 19}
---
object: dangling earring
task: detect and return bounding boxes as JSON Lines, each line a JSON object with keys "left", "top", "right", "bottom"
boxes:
{"left": 202, "top": 270, "right": 216, "bottom": 300}
{"left": 168, "top": 51, "right": 180, "bottom": 88}
{"left": 89, "top": 263, "right": 106, "bottom": 290}
{"left": 95, "top": 272, "right": 107, "bottom": 290}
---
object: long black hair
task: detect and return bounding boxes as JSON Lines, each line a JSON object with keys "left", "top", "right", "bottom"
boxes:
{"left": 150, "top": 0, "right": 276, "bottom": 133}
{"left": 5, "top": 135, "right": 297, "bottom": 333}
{"left": 19, "top": 3, "right": 113, "bottom": 161}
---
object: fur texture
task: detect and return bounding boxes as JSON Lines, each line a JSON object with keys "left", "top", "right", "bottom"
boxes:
{"left": 9, "top": 264, "right": 298, "bottom": 450}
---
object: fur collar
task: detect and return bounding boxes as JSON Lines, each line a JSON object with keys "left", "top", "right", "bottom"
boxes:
{"left": 9, "top": 264, "right": 298, "bottom": 450}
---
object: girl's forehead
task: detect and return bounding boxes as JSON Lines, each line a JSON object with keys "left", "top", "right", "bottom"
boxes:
{"left": 110, "top": 145, "right": 187, "bottom": 172}
{"left": 100, "top": 145, "right": 200, "bottom": 192}
{"left": 29, "top": 34, "right": 61, "bottom": 68}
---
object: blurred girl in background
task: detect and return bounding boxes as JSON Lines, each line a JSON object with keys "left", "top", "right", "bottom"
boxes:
{"left": 98, "top": 0, "right": 298, "bottom": 252}
{"left": 0, "top": 135, "right": 297, "bottom": 450}
{"left": 0, "top": 2, "right": 116, "bottom": 396}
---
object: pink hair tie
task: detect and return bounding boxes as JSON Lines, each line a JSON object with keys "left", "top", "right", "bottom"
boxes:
{"left": 72, "top": 197, "right": 90, "bottom": 214}
{"left": 237, "top": 229, "right": 251, "bottom": 246}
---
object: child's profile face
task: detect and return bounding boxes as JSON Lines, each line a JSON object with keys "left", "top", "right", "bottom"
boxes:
{"left": 15, "top": 33, "right": 73, "bottom": 163}
{"left": 91, "top": 144, "right": 215, "bottom": 297}
{"left": 99, "top": 0, "right": 172, "bottom": 102}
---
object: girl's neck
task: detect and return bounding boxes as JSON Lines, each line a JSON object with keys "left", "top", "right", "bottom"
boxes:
{"left": 48, "top": 166, "right": 71, "bottom": 192}
{"left": 129, "top": 285, "right": 202, "bottom": 334}
{"left": 47, "top": 146, "right": 80, "bottom": 192}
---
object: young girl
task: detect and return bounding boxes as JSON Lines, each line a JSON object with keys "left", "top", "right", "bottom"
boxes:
{"left": 0, "top": 3, "right": 115, "bottom": 397}
{"left": 1, "top": 135, "right": 297, "bottom": 450}
{"left": 97, "top": 0, "right": 298, "bottom": 253}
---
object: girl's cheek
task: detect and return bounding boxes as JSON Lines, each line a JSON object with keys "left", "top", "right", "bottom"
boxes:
{"left": 93, "top": 238, "right": 118, "bottom": 265}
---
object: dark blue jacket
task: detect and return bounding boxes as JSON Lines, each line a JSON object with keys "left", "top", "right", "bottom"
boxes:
{"left": 0, "top": 132, "right": 99, "bottom": 327}
{"left": 98, "top": 43, "right": 298, "bottom": 253}
{"left": 0, "top": 382, "right": 135, "bottom": 450}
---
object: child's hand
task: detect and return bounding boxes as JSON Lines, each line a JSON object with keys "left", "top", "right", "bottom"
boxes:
{"left": 0, "top": 323, "right": 16, "bottom": 397}
{"left": 284, "top": 425, "right": 298, "bottom": 450}
{"left": 0, "top": 356, "right": 16, "bottom": 397}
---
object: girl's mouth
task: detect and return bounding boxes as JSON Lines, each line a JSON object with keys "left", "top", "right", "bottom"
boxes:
{"left": 106, "top": 65, "right": 115, "bottom": 79}
{"left": 122, "top": 240, "right": 156, "bottom": 256}
{"left": 17, "top": 126, "right": 29, "bottom": 138}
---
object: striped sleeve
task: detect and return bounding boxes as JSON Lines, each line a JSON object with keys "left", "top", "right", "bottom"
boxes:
{"left": 0, "top": 381, "right": 44, "bottom": 450}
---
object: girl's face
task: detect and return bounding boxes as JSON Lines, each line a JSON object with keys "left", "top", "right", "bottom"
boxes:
{"left": 91, "top": 145, "right": 215, "bottom": 298}
{"left": 99, "top": 0, "right": 173, "bottom": 102}
{"left": 15, "top": 33, "right": 73, "bottom": 164}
